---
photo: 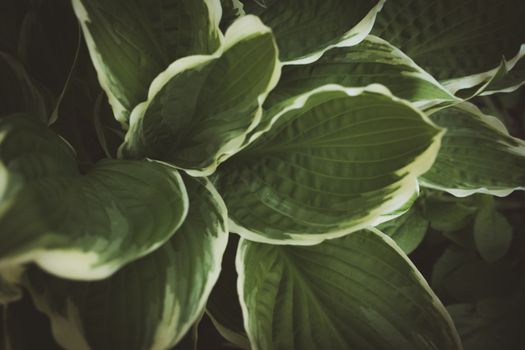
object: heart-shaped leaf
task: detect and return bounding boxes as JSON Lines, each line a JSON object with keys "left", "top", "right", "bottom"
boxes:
{"left": 24, "top": 177, "right": 228, "bottom": 350}
{"left": 237, "top": 229, "right": 462, "bottom": 349}
{"left": 216, "top": 84, "right": 443, "bottom": 244}
{"left": 120, "top": 15, "right": 281, "bottom": 176}
{"left": 0, "top": 115, "right": 188, "bottom": 280}
{"left": 71, "top": 0, "right": 222, "bottom": 122}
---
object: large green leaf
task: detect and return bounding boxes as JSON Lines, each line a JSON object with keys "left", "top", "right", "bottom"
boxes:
{"left": 266, "top": 35, "right": 457, "bottom": 107}
{"left": 0, "top": 51, "right": 48, "bottom": 121}
{"left": 243, "top": 0, "right": 384, "bottom": 64}
{"left": 421, "top": 103, "right": 525, "bottom": 197}
{"left": 24, "top": 177, "right": 228, "bottom": 350}
{"left": 237, "top": 229, "right": 462, "bottom": 350}
{"left": 120, "top": 15, "right": 281, "bottom": 176}
{"left": 71, "top": 0, "right": 222, "bottom": 123}
{"left": 216, "top": 85, "right": 443, "bottom": 244}
{"left": 372, "top": 0, "right": 525, "bottom": 95}
{"left": 0, "top": 115, "right": 188, "bottom": 280}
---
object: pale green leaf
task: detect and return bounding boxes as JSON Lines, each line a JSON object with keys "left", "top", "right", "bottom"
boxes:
{"left": 377, "top": 205, "right": 428, "bottom": 254}
{"left": 243, "top": 0, "right": 385, "bottom": 64}
{"left": 216, "top": 84, "right": 443, "bottom": 244}
{"left": 120, "top": 15, "right": 281, "bottom": 176}
{"left": 0, "top": 52, "right": 48, "bottom": 122}
{"left": 71, "top": 0, "right": 222, "bottom": 123}
{"left": 421, "top": 103, "right": 525, "bottom": 196}
{"left": 473, "top": 198, "right": 513, "bottom": 263}
{"left": 0, "top": 115, "right": 188, "bottom": 280}
{"left": 237, "top": 229, "right": 462, "bottom": 350}
{"left": 24, "top": 177, "right": 228, "bottom": 350}
{"left": 372, "top": 0, "right": 525, "bottom": 95}
{"left": 266, "top": 35, "right": 457, "bottom": 108}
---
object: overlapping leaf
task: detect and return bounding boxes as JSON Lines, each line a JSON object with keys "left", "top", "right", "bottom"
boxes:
{"left": 216, "top": 84, "right": 443, "bottom": 244}
{"left": 71, "top": 0, "right": 222, "bottom": 122}
{"left": 266, "top": 35, "right": 457, "bottom": 108}
{"left": 421, "top": 103, "right": 525, "bottom": 196}
{"left": 372, "top": 0, "right": 525, "bottom": 95}
{"left": 0, "top": 115, "right": 188, "bottom": 280}
{"left": 243, "top": 0, "right": 385, "bottom": 64}
{"left": 237, "top": 229, "right": 462, "bottom": 350}
{"left": 120, "top": 15, "right": 281, "bottom": 176}
{"left": 24, "top": 177, "right": 228, "bottom": 350}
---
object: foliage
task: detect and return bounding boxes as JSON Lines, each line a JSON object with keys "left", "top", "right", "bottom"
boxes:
{"left": 1, "top": 0, "right": 524, "bottom": 349}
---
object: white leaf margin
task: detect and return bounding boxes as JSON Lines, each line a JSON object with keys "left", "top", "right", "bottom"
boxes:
{"left": 235, "top": 227, "right": 463, "bottom": 350}
{"left": 229, "top": 83, "right": 445, "bottom": 246}
{"left": 420, "top": 102, "right": 525, "bottom": 197}
{"left": 120, "top": 15, "right": 282, "bottom": 177}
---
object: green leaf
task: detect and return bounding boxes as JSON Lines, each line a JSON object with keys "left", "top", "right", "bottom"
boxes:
{"left": 237, "top": 229, "right": 462, "bottom": 350}
{"left": 0, "top": 52, "right": 48, "bottom": 121}
{"left": 216, "top": 84, "right": 443, "bottom": 244}
{"left": 372, "top": 0, "right": 525, "bottom": 94}
{"left": 266, "top": 35, "right": 457, "bottom": 108}
{"left": 71, "top": 0, "right": 222, "bottom": 123}
{"left": 448, "top": 296, "right": 525, "bottom": 350}
{"left": 243, "top": 0, "right": 385, "bottom": 64}
{"left": 473, "top": 198, "right": 513, "bottom": 263}
{"left": 24, "top": 177, "right": 228, "bottom": 350}
{"left": 423, "top": 198, "right": 478, "bottom": 232}
{"left": 421, "top": 103, "right": 525, "bottom": 197}
{"left": 120, "top": 15, "right": 281, "bottom": 176}
{"left": 0, "top": 115, "right": 188, "bottom": 280}
{"left": 377, "top": 205, "right": 428, "bottom": 254}
{"left": 207, "top": 237, "right": 250, "bottom": 349}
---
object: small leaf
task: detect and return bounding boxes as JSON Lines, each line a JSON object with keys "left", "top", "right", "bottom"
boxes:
{"left": 421, "top": 103, "right": 525, "bottom": 196}
{"left": 243, "top": 0, "right": 385, "bottom": 64}
{"left": 237, "top": 229, "right": 462, "bottom": 350}
{"left": 423, "top": 198, "right": 478, "bottom": 232}
{"left": 71, "top": 0, "right": 222, "bottom": 122}
{"left": 0, "top": 115, "right": 188, "bottom": 280}
{"left": 216, "top": 84, "right": 443, "bottom": 244}
{"left": 378, "top": 205, "right": 428, "bottom": 254}
{"left": 120, "top": 15, "right": 281, "bottom": 176}
{"left": 473, "top": 199, "right": 513, "bottom": 263}
{"left": 24, "top": 177, "right": 229, "bottom": 350}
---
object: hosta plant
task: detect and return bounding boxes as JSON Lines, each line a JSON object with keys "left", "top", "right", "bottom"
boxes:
{"left": 1, "top": 0, "right": 525, "bottom": 349}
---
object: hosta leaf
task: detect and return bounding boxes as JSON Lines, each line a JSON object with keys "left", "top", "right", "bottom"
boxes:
{"left": 243, "top": 0, "right": 384, "bottom": 64}
{"left": 473, "top": 197, "right": 513, "bottom": 263}
{"left": 372, "top": 0, "right": 525, "bottom": 95}
{"left": 0, "top": 52, "right": 48, "bottom": 121}
{"left": 120, "top": 15, "right": 281, "bottom": 176}
{"left": 216, "top": 85, "right": 443, "bottom": 244}
{"left": 377, "top": 205, "right": 428, "bottom": 254}
{"left": 237, "top": 229, "right": 462, "bottom": 350}
{"left": 266, "top": 35, "right": 457, "bottom": 107}
{"left": 421, "top": 103, "right": 525, "bottom": 197}
{"left": 0, "top": 115, "right": 188, "bottom": 280}
{"left": 71, "top": 0, "right": 222, "bottom": 123}
{"left": 479, "top": 51, "right": 525, "bottom": 96}
{"left": 24, "top": 177, "right": 228, "bottom": 350}
{"left": 207, "top": 237, "right": 250, "bottom": 349}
